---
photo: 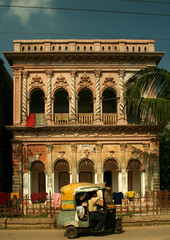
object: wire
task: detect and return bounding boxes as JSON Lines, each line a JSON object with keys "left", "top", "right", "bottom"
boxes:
{"left": 122, "top": 0, "right": 170, "bottom": 4}
{"left": 1, "top": 31, "right": 170, "bottom": 41}
{"left": 0, "top": 4, "right": 170, "bottom": 17}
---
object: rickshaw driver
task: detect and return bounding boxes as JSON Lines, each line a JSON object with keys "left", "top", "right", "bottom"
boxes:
{"left": 88, "top": 191, "right": 106, "bottom": 231}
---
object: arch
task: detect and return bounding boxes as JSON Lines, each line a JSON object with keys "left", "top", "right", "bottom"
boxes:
{"left": 102, "top": 88, "right": 117, "bottom": 113}
{"left": 54, "top": 88, "right": 69, "bottom": 113}
{"left": 78, "top": 159, "right": 95, "bottom": 183}
{"left": 31, "top": 161, "right": 45, "bottom": 194}
{"left": 29, "top": 88, "right": 45, "bottom": 113}
{"left": 78, "top": 88, "right": 93, "bottom": 113}
{"left": 54, "top": 159, "right": 70, "bottom": 191}
{"left": 103, "top": 158, "right": 119, "bottom": 193}
{"left": 103, "top": 158, "right": 119, "bottom": 171}
{"left": 127, "top": 159, "right": 142, "bottom": 192}
{"left": 54, "top": 159, "right": 70, "bottom": 172}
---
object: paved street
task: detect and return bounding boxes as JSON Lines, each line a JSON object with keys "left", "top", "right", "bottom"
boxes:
{"left": 0, "top": 225, "right": 170, "bottom": 240}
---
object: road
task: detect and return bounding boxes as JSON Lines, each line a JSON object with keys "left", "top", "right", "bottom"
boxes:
{"left": 0, "top": 225, "right": 170, "bottom": 240}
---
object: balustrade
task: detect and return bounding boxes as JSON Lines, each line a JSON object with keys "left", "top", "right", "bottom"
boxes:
{"left": 103, "top": 113, "right": 117, "bottom": 125}
{"left": 78, "top": 113, "right": 94, "bottom": 124}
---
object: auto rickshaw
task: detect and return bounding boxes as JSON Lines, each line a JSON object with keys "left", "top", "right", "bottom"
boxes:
{"left": 57, "top": 182, "right": 122, "bottom": 239}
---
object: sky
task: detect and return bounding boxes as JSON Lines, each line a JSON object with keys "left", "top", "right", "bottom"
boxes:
{"left": 0, "top": 0, "right": 170, "bottom": 77}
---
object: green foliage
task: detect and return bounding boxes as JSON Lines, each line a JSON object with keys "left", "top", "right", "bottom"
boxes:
{"left": 125, "top": 67, "right": 170, "bottom": 125}
{"left": 160, "top": 127, "right": 170, "bottom": 190}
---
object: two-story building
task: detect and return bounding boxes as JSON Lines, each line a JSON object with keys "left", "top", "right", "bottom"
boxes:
{"left": 4, "top": 39, "right": 164, "bottom": 197}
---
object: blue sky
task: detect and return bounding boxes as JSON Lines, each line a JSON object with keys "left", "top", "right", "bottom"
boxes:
{"left": 0, "top": 0, "right": 170, "bottom": 76}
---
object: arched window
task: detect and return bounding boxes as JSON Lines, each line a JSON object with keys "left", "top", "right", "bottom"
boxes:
{"left": 30, "top": 89, "right": 45, "bottom": 113}
{"left": 108, "top": 46, "right": 111, "bottom": 51}
{"left": 52, "top": 46, "right": 55, "bottom": 51}
{"left": 54, "top": 89, "right": 69, "bottom": 125}
{"left": 84, "top": 46, "right": 86, "bottom": 51}
{"left": 54, "top": 159, "right": 70, "bottom": 190}
{"left": 90, "top": 46, "right": 92, "bottom": 51}
{"left": 138, "top": 46, "right": 141, "bottom": 52}
{"left": 22, "top": 46, "right": 25, "bottom": 51}
{"left": 103, "top": 159, "right": 119, "bottom": 193}
{"left": 79, "top": 159, "right": 94, "bottom": 183}
{"left": 28, "top": 46, "right": 31, "bottom": 51}
{"left": 31, "top": 161, "right": 45, "bottom": 193}
{"left": 59, "top": 46, "right": 61, "bottom": 51}
{"left": 126, "top": 46, "right": 129, "bottom": 52}
{"left": 114, "top": 46, "right": 117, "bottom": 51}
{"left": 132, "top": 47, "right": 135, "bottom": 52}
{"left": 77, "top": 46, "right": 80, "bottom": 51}
{"left": 40, "top": 46, "right": 43, "bottom": 51}
{"left": 78, "top": 89, "right": 93, "bottom": 113}
{"left": 34, "top": 46, "right": 37, "bottom": 51}
{"left": 102, "top": 88, "right": 117, "bottom": 113}
{"left": 127, "top": 159, "right": 142, "bottom": 192}
{"left": 102, "top": 46, "right": 105, "bottom": 51}
{"left": 144, "top": 46, "right": 147, "bottom": 52}
{"left": 65, "top": 46, "right": 68, "bottom": 51}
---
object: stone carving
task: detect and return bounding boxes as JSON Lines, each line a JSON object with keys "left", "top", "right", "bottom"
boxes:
{"left": 30, "top": 74, "right": 44, "bottom": 88}
{"left": 79, "top": 159, "right": 94, "bottom": 172}
{"left": 127, "top": 159, "right": 142, "bottom": 170}
{"left": 78, "top": 72, "right": 93, "bottom": 88}
{"left": 103, "top": 75, "right": 115, "bottom": 87}
{"left": 80, "top": 144, "right": 94, "bottom": 158}
{"left": 120, "top": 143, "right": 127, "bottom": 152}
{"left": 54, "top": 159, "right": 70, "bottom": 172}
{"left": 104, "top": 159, "right": 118, "bottom": 171}
{"left": 54, "top": 74, "right": 68, "bottom": 87}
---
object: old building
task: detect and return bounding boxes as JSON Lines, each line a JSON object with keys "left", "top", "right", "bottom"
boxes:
{"left": 0, "top": 58, "right": 13, "bottom": 192}
{"left": 4, "top": 39, "right": 164, "bottom": 197}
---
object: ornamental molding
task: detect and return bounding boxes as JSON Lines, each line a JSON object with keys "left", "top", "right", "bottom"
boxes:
{"left": 78, "top": 72, "right": 93, "bottom": 87}
{"left": 29, "top": 74, "right": 44, "bottom": 88}
{"left": 94, "top": 69, "right": 101, "bottom": 78}
{"left": 103, "top": 75, "right": 116, "bottom": 87}
{"left": 54, "top": 74, "right": 68, "bottom": 87}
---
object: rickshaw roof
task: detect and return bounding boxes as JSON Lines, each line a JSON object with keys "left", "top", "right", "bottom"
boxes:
{"left": 60, "top": 182, "right": 105, "bottom": 195}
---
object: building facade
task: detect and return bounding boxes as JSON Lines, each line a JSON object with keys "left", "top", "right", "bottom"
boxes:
{"left": 4, "top": 39, "right": 164, "bottom": 197}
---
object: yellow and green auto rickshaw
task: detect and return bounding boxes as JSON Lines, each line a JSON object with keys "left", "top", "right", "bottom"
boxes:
{"left": 57, "top": 182, "right": 122, "bottom": 239}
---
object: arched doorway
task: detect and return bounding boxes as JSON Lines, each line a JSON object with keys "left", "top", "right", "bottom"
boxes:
{"left": 78, "top": 88, "right": 93, "bottom": 124}
{"left": 54, "top": 159, "right": 70, "bottom": 191}
{"left": 102, "top": 88, "right": 117, "bottom": 124}
{"left": 54, "top": 89, "right": 69, "bottom": 124}
{"left": 127, "top": 159, "right": 142, "bottom": 193}
{"left": 79, "top": 159, "right": 94, "bottom": 183}
{"left": 30, "top": 89, "right": 45, "bottom": 113}
{"left": 103, "top": 159, "right": 118, "bottom": 193}
{"left": 31, "top": 161, "right": 45, "bottom": 193}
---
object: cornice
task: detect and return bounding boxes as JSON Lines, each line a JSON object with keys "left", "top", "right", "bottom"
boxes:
{"left": 4, "top": 51, "right": 164, "bottom": 66}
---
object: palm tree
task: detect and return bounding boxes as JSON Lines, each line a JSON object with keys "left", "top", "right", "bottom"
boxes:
{"left": 125, "top": 67, "right": 170, "bottom": 125}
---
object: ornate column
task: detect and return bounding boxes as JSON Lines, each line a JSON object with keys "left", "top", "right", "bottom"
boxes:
{"left": 94, "top": 69, "right": 101, "bottom": 123}
{"left": 141, "top": 171, "right": 145, "bottom": 196}
{"left": 143, "top": 143, "right": 150, "bottom": 192}
{"left": 46, "top": 70, "right": 53, "bottom": 124}
{"left": 150, "top": 141, "right": 160, "bottom": 191}
{"left": 22, "top": 70, "right": 29, "bottom": 125}
{"left": 12, "top": 141, "right": 22, "bottom": 193}
{"left": 120, "top": 143, "right": 128, "bottom": 195}
{"left": 46, "top": 144, "right": 53, "bottom": 194}
{"left": 118, "top": 70, "right": 127, "bottom": 124}
{"left": 70, "top": 70, "right": 76, "bottom": 122}
{"left": 96, "top": 144, "right": 103, "bottom": 184}
{"left": 71, "top": 145, "right": 77, "bottom": 183}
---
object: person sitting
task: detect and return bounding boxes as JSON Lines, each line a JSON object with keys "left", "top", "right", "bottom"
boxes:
{"left": 76, "top": 205, "right": 86, "bottom": 220}
{"left": 88, "top": 191, "right": 106, "bottom": 231}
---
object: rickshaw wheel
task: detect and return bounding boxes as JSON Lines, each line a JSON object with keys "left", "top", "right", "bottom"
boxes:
{"left": 65, "top": 226, "right": 78, "bottom": 239}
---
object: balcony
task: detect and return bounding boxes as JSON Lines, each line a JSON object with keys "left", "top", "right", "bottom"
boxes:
{"left": 54, "top": 113, "right": 118, "bottom": 125}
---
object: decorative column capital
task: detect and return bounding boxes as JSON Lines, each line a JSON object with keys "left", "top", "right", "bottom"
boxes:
{"left": 120, "top": 143, "right": 127, "bottom": 153}
{"left": 45, "top": 69, "right": 53, "bottom": 78}
{"left": 46, "top": 144, "right": 53, "bottom": 151}
{"left": 23, "top": 70, "right": 29, "bottom": 78}
{"left": 70, "top": 70, "right": 77, "bottom": 77}
{"left": 96, "top": 144, "right": 103, "bottom": 152}
{"left": 12, "top": 67, "right": 22, "bottom": 77}
{"left": 143, "top": 143, "right": 150, "bottom": 152}
{"left": 94, "top": 69, "right": 101, "bottom": 78}
{"left": 118, "top": 69, "right": 125, "bottom": 77}
{"left": 71, "top": 144, "right": 77, "bottom": 152}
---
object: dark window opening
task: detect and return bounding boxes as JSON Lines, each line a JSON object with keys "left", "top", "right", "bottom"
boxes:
{"left": 30, "top": 89, "right": 45, "bottom": 113}
{"left": 78, "top": 89, "right": 93, "bottom": 113}
{"left": 102, "top": 89, "right": 117, "bottom": 113}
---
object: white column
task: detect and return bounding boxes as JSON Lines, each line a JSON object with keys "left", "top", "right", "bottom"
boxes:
{"left": 46, "top": 70, "right": 53, "bottom": 124}
{"left": 94, "top": 69, "right": 101, "bottom": 122}
{"left": 95, "top": 172, "right": 97, "bottom": 184}
{"left": 70, "top": 173, "right": 72, "bottom": 184}
{"left": 70, "top": 70, "right": 76, "bottom": 122}
{"left": 141, "top": 171, "right": 145, "bottom": 196}
{"left": 22, "top": 70, "right": 29, "bottom": 125}
{"left": 118, "top": 171, "right": 122, "bottom": 192}
{"left": 121, "top": 171, "right": 128, "bottom": 195}
{"left": 23, "top": 173, "right": 29, "bottom": 195}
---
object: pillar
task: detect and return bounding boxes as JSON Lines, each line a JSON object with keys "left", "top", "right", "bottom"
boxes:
{"left": 96, "top": 144, "right": 103, "bottom": 184}
{"left": 22, "top": 70, "right": 29, "bottom": 125}
{"left": 94, "top": 69, "right": 101, "bottom": 123}
{"left": 120, "top": 143, "right": 128, "bottom": 195}
{"left": 143, "top": 143, "right": 150, "bottom": 191}
{"left": 118, "top": 70, "right": 127, "bottom": 124}
{"left": 12, "top": 141, "right": 22, "bottom": 193}
{"left": 71, "top": 145, "right": 77, "bottom": 183}
{"left": 70, "top": 70, "right": 76, "bottom": 122}
{"left": 141, "top": 171, "right": 145, "bottom": 196}
{"left": 150, "top": 141, "right": 160, "bottom": 191}
{"left": 46, "top": 144, "right": 53, "bottom": 194}
{"left": 46, "top": 70, "right": 53, "bottom": 124}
